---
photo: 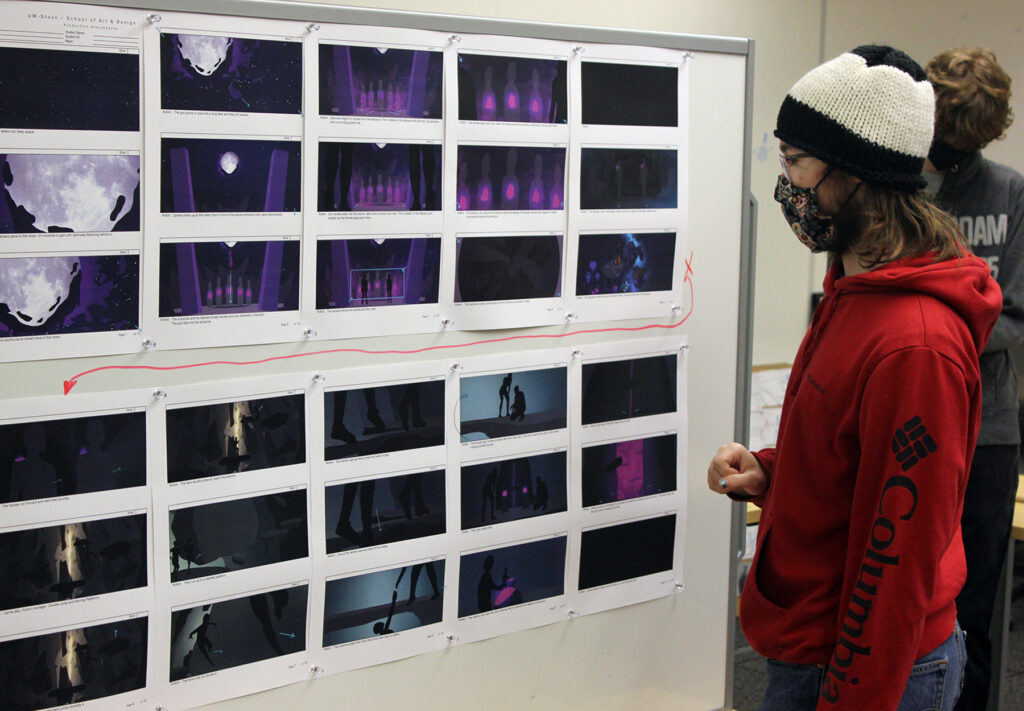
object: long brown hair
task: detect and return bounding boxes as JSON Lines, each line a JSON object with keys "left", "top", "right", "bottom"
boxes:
{"left": 832, "top": 175, "right": 967, "bottom": 268}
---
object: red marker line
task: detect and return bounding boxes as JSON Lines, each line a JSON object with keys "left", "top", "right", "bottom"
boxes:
{"left": 63, "top": 255, "right": 694, "bottom": 395}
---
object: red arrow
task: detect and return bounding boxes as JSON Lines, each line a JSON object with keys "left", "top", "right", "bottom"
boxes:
{"left": 62, "top": 259, "right": 695, "bottom": 395}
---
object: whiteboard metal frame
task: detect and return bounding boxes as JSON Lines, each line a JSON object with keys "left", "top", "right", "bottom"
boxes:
{"left": 36, "top": 2, "right": 757, "bottom": 708}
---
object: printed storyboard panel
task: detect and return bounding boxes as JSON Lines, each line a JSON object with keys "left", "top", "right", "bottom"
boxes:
{"left": 0, "top": 2, "right": 147, "bottom": 362}
{"left": 142, "top": 11, "right": 307, "bottom": 351}
{"left": 0, "top": 385, "right": 156, "bottom": 709}
{"left": 0, "top": 2, "right": 703, "bottom": 707}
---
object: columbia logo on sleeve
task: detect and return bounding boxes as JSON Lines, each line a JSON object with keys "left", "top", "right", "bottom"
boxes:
{"left": 891, "top": 416, "right": 937, "bottom": 471}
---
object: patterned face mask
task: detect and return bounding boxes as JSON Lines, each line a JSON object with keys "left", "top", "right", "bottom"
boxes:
{"left": 774, "top": 171, "right": 835, "bottom": 253}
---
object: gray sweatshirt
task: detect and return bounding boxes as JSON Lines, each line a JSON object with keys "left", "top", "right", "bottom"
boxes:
{"left": 935, "top": 150, "right": 1024, "bottom": 445}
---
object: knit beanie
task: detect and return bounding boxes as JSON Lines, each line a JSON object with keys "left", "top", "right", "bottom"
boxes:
{"left": 775, "top": 45, "right": 934, "bottom": 191}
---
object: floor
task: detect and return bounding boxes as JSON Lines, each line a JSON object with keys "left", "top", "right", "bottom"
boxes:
{"left": 732, "top": 540, "right": 1024, "bottom": 710}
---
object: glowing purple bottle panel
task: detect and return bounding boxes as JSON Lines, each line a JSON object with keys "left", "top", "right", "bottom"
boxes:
{"left": 319, "top": 44, "right": 443, "bottom": 119}
{"left": 318, "top": 142, "right": 442, "bottom": 212}
{"left": 457, "top": 53, "right": 567, "bottom": 124}
{"left": 158, "top": 240, "right": 299, "bottom": 317}
{"left": 456, "top": 145, "right": 565, "bottom": 211}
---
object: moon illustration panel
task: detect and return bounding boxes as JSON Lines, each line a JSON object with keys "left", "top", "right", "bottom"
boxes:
{"left": 0, "top": 153, "right": 140, "bottom": 234}
{"left": 161, "top": 33, "right": 303, "bottom": 114}
{"left": 0, "top": 254, "right": 140, "bottom": 338}
{"left": 160, "top": 137, "right": 301, "bottom": 213}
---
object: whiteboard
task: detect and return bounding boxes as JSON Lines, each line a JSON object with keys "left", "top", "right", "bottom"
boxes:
{"left": 0, "top": 2, "right": 754, "bottom": 709}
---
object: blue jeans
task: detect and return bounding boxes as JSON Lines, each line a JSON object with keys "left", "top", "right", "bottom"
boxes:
{"left": 757, "top": 623, "right": 966, "bottom": 711}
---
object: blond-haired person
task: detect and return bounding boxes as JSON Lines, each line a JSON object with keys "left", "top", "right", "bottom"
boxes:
{"left": 925, "top": 46, "right": 1024, "bottom": 711}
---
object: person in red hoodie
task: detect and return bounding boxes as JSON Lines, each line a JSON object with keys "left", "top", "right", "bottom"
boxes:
{"left": 708, "top": 46, "right": 1002, "bottom": 710}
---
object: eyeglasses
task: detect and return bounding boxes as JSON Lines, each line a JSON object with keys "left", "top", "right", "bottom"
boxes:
{"left": 778, "top": 151, "right": 815, "bottom": 182}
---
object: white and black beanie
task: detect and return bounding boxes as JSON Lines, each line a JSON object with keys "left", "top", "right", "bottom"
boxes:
{"left": 775, "top": 45, "right": 934, "bottom": 191}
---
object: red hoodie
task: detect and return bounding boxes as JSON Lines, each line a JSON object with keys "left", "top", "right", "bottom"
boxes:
{"left": 739, "top": 251, "right": 1001, "bottom": 710}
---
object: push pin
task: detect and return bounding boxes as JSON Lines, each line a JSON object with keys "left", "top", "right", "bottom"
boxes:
{"left": 674, "top": 582, "right": 686, "bottom": 592}
{"left": 307, "top": 23, "right": 320, "bottom": 33}
{"left": 147, "top": 14, "right": 161, "bottom": 24}
{"left": 446, "top": 632, "right": 456, "bottom": 642}
{"left": 310, "top": 664, "right": 322, "bottom": 674}
{"left": 564, "top": 312, "right": 577, "bottom": 323}
{"left": 450, "top": 362, "right": 463, "bottom": 373}
{"left": 153, "top": 389, "right": 167, "bottom": 401}
{"left": 312, "top": 373, "right": 326, "bottom": 384}
{"left": 442, "top": 318, "right": 455, "bottom": 329}
{"left": 573, "top": 45, "right": 585, "bottom": 55}
{"left": 571, "top": 348, "right": 583, "bottom": 359}
{"left": 670, "top": 304, "right": 682, "bottom": 314}
{"left": 302, "top": 327, "right": 317, "bottom": 340}
{"left": 447, "top": 34, "right": 462, "bottom": 45}
{"left": 568, "top": 608, "right": 579, "bottom": 618}
{"left": 141, "top": 338, "right": 156, "bottom": 350}
{"left": 679, "top": 344, "right": 691, "bottom": 352}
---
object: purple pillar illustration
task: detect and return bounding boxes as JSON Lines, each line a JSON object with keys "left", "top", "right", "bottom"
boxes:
{"left": 331, "top": 241, "right": 351, "bottom": 306}
{"left": 407, "top": 51, "right": 429, "bottom": 119}
{"left": 258, "top": 242, "right": 283, "bottom": 311}
{"left": 263, "top": 149, "right": 289, "bottom": 212}
{"left": 169, "top": 147, "right": 196, "bottom": 212}
{"left": 404, "top": 240, "right": 426, "bottom": 304}
{"left": 549, "top": 163, "right": 564, "bottom": 210}
{"left": 175, "top": 243, "right": 202, "bottom": 316}
{"left": 457, "top": 162, "right": 470, "bottom": 211}
{"left": 333, "top": 46, "right": 356, "bottom": 115}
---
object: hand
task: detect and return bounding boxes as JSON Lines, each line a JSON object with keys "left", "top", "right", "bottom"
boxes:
{"left": 707, "top": 442, "right": 768, "bottom": 497}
